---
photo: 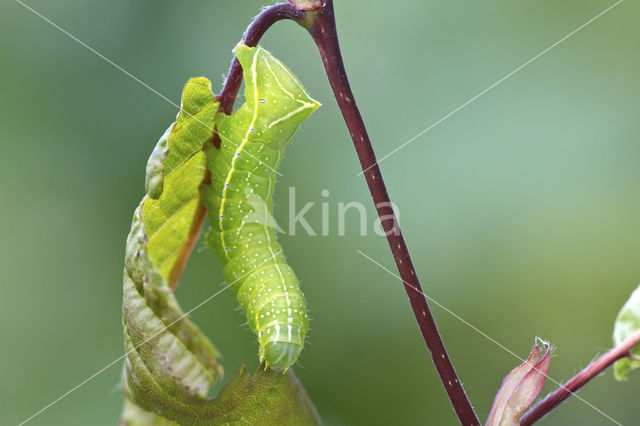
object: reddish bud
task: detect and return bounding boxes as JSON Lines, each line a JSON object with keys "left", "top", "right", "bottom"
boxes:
{"left": 486, "top": 339, "right": 551, "bottom": 426}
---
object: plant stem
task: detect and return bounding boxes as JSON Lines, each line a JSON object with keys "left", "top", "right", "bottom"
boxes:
{"left": 171, "top": 3, "right": 302, "bottom": 289}
{"left": 521, "top": 328, "right": 640, "bottom": 425}
{"left": 300, "top": 2, "right": 479, "bottom": 424}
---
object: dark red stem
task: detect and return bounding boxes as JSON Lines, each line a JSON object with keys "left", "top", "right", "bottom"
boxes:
{"left": 217, "top": 3, "right": 304, "bottom": 113}
{"left": 521, "top": 328, "right": 640, "bottom": 425}
{"left": 301, "top": 1, "right": 479, "bottom": 424}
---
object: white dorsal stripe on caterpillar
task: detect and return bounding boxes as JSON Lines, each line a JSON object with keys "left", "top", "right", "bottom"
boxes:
{"left": 201, "top": 44, "right": 320, "bottom": 370}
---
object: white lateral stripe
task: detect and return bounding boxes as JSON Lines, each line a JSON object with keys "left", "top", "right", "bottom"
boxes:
{"left": 267, "top": 102, "right": 316, "bottom": 129}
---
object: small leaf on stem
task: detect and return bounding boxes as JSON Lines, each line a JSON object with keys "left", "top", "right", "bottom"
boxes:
{"left": 486, "top": 339, "right": 551, "bottom": 426}
{"left": 613, "top": 284, "right": 640, "bottom": 381}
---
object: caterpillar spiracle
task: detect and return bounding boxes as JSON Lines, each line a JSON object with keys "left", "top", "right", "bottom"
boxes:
{"left": 201, "top": 44, "right": 320, "bottom": 370}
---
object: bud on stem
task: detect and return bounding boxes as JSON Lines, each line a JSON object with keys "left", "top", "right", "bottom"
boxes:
{"left": 287, "top": 0, "right": 322, "bottom": 11}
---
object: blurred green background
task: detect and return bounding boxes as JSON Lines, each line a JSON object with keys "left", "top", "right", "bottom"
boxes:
{"left": 2, "top": 0, "right": 639, "bottom": 424}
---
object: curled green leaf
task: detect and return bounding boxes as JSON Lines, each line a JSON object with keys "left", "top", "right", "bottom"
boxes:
{"left": 145, "top": 77, "right": 218, "bottom": 201}
{"left": 613, "top": 284, "right": 640, "bottom": 381}
{"left": 122, "top": 76, "right": 223, "bottom": 419}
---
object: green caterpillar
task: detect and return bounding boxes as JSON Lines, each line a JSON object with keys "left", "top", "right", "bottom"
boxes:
{"left": 202, "top": 44, "right": 320, "bottom": 370}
